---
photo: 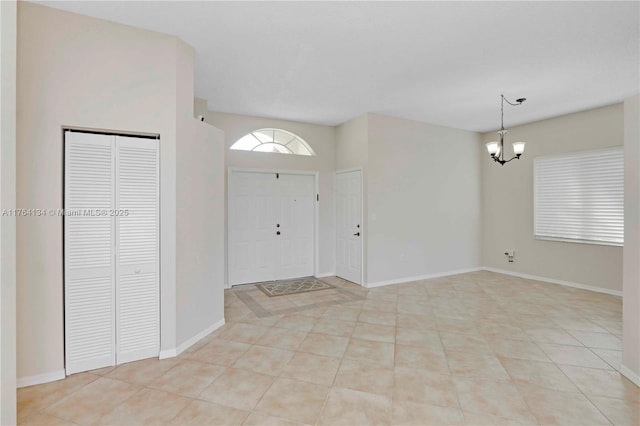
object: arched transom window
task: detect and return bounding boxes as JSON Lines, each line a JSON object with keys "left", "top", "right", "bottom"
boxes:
{"left": 230, "top": 128, "right": 315, "bottom": 156}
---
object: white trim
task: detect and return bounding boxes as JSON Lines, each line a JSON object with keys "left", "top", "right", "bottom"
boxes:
{"left": 175, "top": 318, "right": 225, "bottom": 356}
{"left": 335, "top": 167, "right": 364, "bottom": 286}
{"left": 158, "top": 348, "right": 177, "bottom": 360}
{"left": 17, "top": 370, "right": 66, "bottom": 388}
{"left": 482, "top": 267, "right": 622, "bottom": 297}
{"left": 228, "top": 167, "right": 319, "bottom": 177}
{"left": 314, "top": 171, "right": 320, "bottom": 278}
{"left": 534, "top": 235, "right": 623, "bottom": 248}
{"left": 335, "top": 166, "right": 363, "bottom": 174}
{"left": 159, "top": 318, "right": 226, "bottom": 359}
{"left": 620, "top": 365, "right": 640, "bottom": 387}
{"left": 315, "top": 272, "right": 335, "bottom": 278}
{"left": 366, "top": 267, "right": 483, "bottom": 288}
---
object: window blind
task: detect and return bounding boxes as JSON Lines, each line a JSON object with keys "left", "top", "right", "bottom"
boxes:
{"left": 534, "top": 147, "right": 624, "bottom": 246}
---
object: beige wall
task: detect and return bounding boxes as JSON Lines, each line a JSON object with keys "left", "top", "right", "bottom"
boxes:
{"left": 335, "top": 114, "right": 369, "bottom": 282}
{"left": 206, "top": 111, "right": 337, "bottom": 278}
{"left": 336, "top": 114, "right": 369, "bottom": 171}
{"left": 1, "top": 0, "right": 17, "bottom": 422}
{"left": 176, "top": 120, "right": 225, "bottom": 348}
{"left": 367, "top": 113, "right": 482, "bottom": 284}
{"left": 623, "top": 94, "right": 640, "bottom": 382}
{"left": 481, "top": 104, "right": 624, "bottom": 292}
{"left": 193, "top": 97, "right": 207, "bottom": 120}
{"left": 16, "top": 2, "right": 189, "bottom": 380}
{"left": 175, "top": 47, "right": 226, "bottom": 349}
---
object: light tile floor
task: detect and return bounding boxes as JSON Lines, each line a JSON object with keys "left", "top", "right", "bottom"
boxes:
{"left": 17, "top": 271, "right": 639, "bottom": 425}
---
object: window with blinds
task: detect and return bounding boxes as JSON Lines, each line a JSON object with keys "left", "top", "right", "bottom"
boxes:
{"left": 533, "top": 147, "right": 624, "bottom": 246}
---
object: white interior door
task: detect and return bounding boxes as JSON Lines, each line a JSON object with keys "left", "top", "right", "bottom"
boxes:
{"left": 228, "top": 172, "right": 278, "bottom": 285}
{"left": 228, "top": 171, "right": 315, "bottom": 285}
{"left": 115, "top": 136, "right": 159, "bottom": 364}
{"left": 64, "top": 132, "right": 116, "bottom": 375}
{"left": 65, "top": 131, "right": 159, "bottom": 375}
{"left": 276, "top": 174, "right": 314, "bottom": 280}
{"left": 336, "top": 170, "right": 362, "bottom": 285}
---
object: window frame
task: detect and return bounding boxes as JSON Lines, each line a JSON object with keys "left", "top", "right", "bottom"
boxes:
{"left": 230, "top": 128, "right": 315, "bottom": 156}
{"left": 533, "top": 146, "right": 624, "bottom": 247}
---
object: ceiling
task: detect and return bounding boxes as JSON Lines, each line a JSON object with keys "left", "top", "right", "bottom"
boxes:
{"left": 34, "top": 1, "right": 639, "bottom": 132}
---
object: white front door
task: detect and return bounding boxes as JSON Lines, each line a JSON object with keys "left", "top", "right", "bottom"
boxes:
{"left": 228, "top": 172, "right": 278, "bottom": 285}
{"left": 336, "top": 170, "right": 362, "bottom": 285}
{"left": 276, "top": 174, "right": 314, "bottom": 280}
{"left": 228, "top": 171, "right": 315, "bottom": 285}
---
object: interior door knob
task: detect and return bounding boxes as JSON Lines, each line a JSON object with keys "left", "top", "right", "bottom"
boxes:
{"left": 353, "top": 232, "right": 360, "bottom": 236}
{"left": 277, "top": 231, "right": 281, "bottom": 235}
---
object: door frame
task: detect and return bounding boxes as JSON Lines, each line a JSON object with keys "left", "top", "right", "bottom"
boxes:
{"left": 226, "top": 167, "right": 320, "bottom": 288}
{"left": 335, "top": 167, "right": 365, "bottom": 286}
{"left": 63, "top": 129, "right": 161, "bottom": 374}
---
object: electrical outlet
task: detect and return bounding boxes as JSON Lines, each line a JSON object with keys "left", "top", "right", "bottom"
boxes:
{"left": 504, "top": 250, "right": 515, "bottom": 263}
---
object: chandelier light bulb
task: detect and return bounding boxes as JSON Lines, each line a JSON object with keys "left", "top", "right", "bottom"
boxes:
{"left": 486, "top": 141, "right": 499, "bottom": 155}
{"left": 513, "top": 142, "right": 526, "bottom": 155}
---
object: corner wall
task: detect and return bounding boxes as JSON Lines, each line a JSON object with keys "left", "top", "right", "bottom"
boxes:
{"left": 623, "top": 94, "right": 640, "bottom": 384}
{"left": 176, "top": 120, "right": 225, "bottom": 351}
{"left": 175, "top": 47, "right": 226, "bottom": 352}
{"left": 481, "top": 104, "right": 624, "bottom": 293}
{"left": 366, "top": 113, "right": 482, "bottom": 285}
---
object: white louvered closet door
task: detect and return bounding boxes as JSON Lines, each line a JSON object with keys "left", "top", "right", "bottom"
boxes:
{"left": 64, "top": 132, "right": 116, "bottom": 375}
{"left": 65, "top": 132, "right": 159, "bottom": 375}
{"left": 115, "top": 136, "right": 159, "bottom": 364}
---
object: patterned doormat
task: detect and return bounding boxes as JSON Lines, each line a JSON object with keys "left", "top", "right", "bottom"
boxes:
{"left": 257, "top": 277, "right": 334, "bottom": 297}
{"left": 231, "top": 276, "right": 365, "bottom": 318}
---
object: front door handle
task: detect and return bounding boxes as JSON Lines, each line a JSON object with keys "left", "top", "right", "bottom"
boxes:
{"left": 353, "top": 232, "right": 360, "bottom": 236}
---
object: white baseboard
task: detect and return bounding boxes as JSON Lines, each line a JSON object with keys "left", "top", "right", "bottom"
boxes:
{"left": 19, "top": 320, "right": 227, "bottom": 385}
{"left": 17, "top": 369, "right": 66, "bottom": 388}
{"left": 366, "top": 267, "right": 483, "bottom": 288}
{"left": 315, "top": 272, "right": 335, "bottom": 278}
{"left": 160, "top": 318, "right": 226, "bottom": 360}
{"left": 176, "top": 318, "right": 225, "bottom": 356}
{"left": 620, "top": 365, "right": 640, "bottom": 387}
{"left": 482, "top": 267, "right": 622, "bottom": 297}
{"left": 158, "top": 348, "right": 177, "bottom": 360}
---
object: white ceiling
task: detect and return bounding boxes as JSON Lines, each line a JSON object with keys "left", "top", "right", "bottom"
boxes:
{"left": 35, "top": 1, "right": 639, "bottom": 132}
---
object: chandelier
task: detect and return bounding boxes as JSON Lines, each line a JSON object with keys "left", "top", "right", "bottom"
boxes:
{"left": 486, "top": 94, "right": 526, "bottom": 165}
